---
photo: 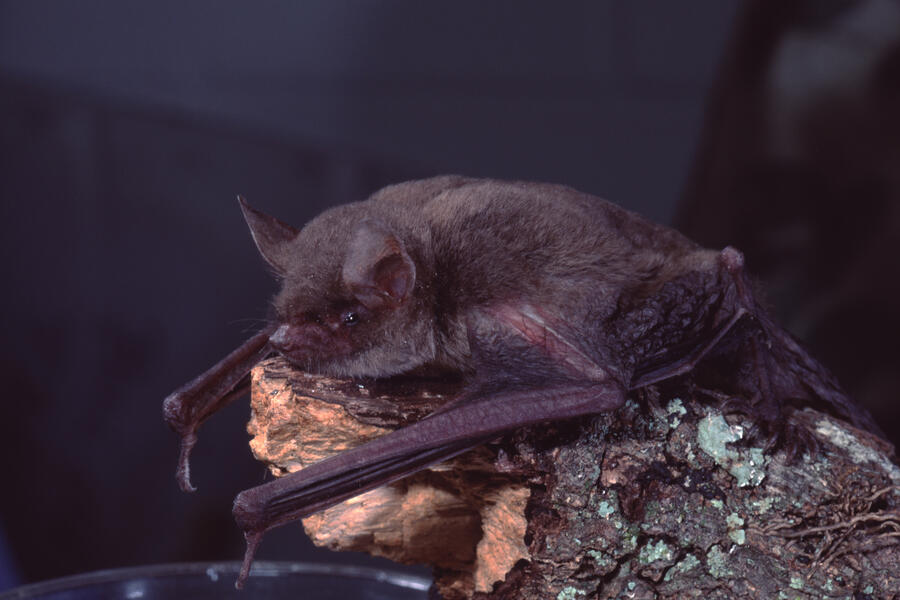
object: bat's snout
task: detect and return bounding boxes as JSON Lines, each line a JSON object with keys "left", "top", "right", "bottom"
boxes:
{"left": 268, "top": 322, "right": 342, "bottom": 363}
{"left": 268, "top": 324, "right": 292, "bottom": 351}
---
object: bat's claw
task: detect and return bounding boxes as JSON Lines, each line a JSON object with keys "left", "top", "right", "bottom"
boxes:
{"left": 764, "top": 417, "right": 819, "bottom": 463}
{"left": 235, "top": 530, "right": 263, "bottom": 590}
{"left": 714, "top": 393, "right": 750, "bottom": 416}
{"left": 176, "top": 432, "right": 198, "bottom": 492}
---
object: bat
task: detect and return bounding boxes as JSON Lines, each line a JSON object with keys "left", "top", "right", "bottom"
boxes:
{"left": 162, "top": 176, "right": 883, "bottom": 588}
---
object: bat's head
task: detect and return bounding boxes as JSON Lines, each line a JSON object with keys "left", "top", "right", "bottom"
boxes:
{"left": 239, "top": 195, "right": 437, "bottom": 378}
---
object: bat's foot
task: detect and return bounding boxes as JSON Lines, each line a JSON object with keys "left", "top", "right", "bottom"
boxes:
{"left": 699, "top": 389, "right": 752, "bottom": 420}
{"left": 763, "top": 416, "right": 820, "bottom": 463}
{"left": 705, "top": 390, "right": 818, "bottom": 462}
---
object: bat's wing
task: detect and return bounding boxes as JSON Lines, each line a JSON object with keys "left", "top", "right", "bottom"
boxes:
{"left": 163, "top": 326, "right": 276, "bottom": 491}
{"left": 630, "top": 247, "right": 884, "bottom": 439}
{"left": 231, "top": 303, "right": 626, "bottom": 588}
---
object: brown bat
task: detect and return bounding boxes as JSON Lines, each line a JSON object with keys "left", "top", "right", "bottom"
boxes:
{"left": 163, "top": 176, "right": 882, "bottom": 588}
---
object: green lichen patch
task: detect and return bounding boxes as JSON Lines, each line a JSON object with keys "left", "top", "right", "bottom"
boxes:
{"left": 706, "top": 544, "right": 733, "bottom": 579}
{"left": 697, "top": 413, "right": 768, "bottom": 487}
{"left": 664, "top": 552, "right": 700, "bottom": 582}
{"left": 746, "top": 495, "right": 776, "bottom": 515}
{"left": 725, "top": 512, "right": 744, "bottom": 528}
{"left": 665, "top": 398, "right": 687, "bottom": 429}
{"left": 586, "top": 549, "right": 616, "bottom": 570}
{"left": 556, "top": 586, "right": 586, "bottom": 600}
{"left": 636, "top": 538, "right": 677, "bottom": 583}
{"left": 638, "top": 538, "right": 676, "bottom": 565}
{"left": 728, "top": 528, "right": 746, "bottom": 545}
{"left": 726, "top": 512, "right": 746, "bottom": 545}
{"left": 596, "top": 500, "right": 616, "bottom": 519}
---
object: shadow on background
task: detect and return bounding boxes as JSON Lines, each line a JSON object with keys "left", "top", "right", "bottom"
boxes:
{"left": 0, "top": 0, "right": 895, "bottom": 591}
{"left": 678, "top": 0, "right": 900, "bottom": 448}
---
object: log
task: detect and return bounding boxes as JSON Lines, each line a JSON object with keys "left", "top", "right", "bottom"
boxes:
{"left": 247, "top": 356, "right": 900, "bottom": 599}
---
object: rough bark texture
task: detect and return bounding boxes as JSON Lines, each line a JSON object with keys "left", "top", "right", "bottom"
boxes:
{"left": 247, "top": 356, "right": 899, "bottom": 599}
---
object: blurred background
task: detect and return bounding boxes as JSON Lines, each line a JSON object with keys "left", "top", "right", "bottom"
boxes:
{"left": 1, "top": 0, "right": 897, "bottom": 591}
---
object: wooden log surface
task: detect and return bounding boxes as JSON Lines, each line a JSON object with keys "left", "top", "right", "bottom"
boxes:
{"left": 247, "top": 356, "right": 899, "bottom": 599}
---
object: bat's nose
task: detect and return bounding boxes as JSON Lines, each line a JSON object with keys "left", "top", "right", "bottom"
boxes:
{"left": 269, "top": 322, "right": 336, "bottom": 364}
{"left": 269, "top": 324, "right": 292, "bottom": 352}
{"left": 269, "top": 323, "right": 323, "bottom": 353}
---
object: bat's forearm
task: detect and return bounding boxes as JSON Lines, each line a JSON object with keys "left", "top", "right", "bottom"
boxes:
{"left": 235, "top": 381, "right": 623, "bottom": 527}
{"left": 231, "top": 380, "right": 625, "bottom": 588}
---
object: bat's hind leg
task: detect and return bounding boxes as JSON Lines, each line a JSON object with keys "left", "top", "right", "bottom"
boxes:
{"left": 712, "top": 247, "right": 846, "bottom": 457}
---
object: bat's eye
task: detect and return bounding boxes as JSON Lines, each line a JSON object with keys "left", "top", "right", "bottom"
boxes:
{"left": 342, "top": 311, "right": 360, "bottom": 326}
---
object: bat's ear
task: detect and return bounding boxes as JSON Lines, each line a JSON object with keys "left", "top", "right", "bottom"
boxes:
{"left": 342, "top": 220, "right": 416, "bottom": 310}
{"left": 238, "top": 195, "right": 298, "bottom": 275}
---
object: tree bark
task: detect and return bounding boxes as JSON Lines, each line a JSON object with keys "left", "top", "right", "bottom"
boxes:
{"left": 247, "top": 356, "right": 899, "bottom": 599}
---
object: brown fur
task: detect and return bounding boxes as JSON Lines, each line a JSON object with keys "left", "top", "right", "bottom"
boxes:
{"left": 252, "top": 176, "right": 715, "bottom": 380}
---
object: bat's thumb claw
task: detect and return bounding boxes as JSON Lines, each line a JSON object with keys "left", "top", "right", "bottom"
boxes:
{"left": 235, "top": 531, "right": 263, "bottom": 590}
{"left": 176, "top": 432, "right": 198, "bottom": 492}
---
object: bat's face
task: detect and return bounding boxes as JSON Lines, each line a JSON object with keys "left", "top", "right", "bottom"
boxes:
{"left": 239, "top": 197, "right": 437, "bottom": 378}
{"left": 267, "top": 293, "right": 371, "bottom": 373}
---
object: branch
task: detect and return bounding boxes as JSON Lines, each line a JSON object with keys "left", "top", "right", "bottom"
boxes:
{"left": 247, "top": 356, "right": 900, "bottom": 599}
